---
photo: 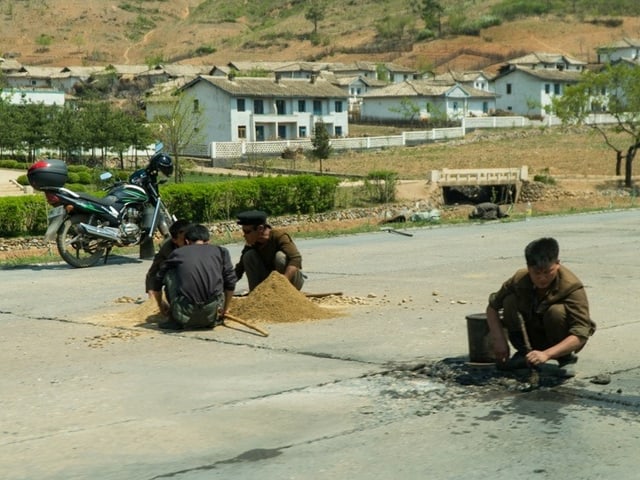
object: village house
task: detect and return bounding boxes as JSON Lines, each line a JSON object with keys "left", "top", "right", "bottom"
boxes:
{"left": 0, "top": 88, "right": 65, "bottom": 106}
{"left": 432, "top": 70, "right": 492, "bottom": 92}
{"left": 359, "top": 80, "right": 497, "bottom": 122}
{"left": 491, "top": 53, "right": 586, "bottom": 116}
{"left": 596, "top": 38, "right": 640, "bottom": 63}
{"left": 145, "top": 74, "right": 349, "bottom": 143}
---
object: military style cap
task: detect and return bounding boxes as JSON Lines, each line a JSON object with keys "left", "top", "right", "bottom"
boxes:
{"left": 236, "top": 210, "right": 268, "bottom": 226}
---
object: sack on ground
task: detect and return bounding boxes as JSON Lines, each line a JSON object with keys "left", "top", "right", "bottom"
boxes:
{"left": 469, "top": 202, "right": 509, "bottom": 220}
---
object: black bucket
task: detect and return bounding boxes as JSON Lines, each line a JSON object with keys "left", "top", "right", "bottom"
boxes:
{"left": 465, "top": 313, "right": 496, "bottom": 364}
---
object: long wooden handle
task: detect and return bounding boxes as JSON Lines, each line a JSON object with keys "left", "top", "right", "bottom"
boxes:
{"left": 224, "top": 313, "right": 269, "bottom": 337}
{"left": 304, "top": 292, "right": 343, "bottom": 298}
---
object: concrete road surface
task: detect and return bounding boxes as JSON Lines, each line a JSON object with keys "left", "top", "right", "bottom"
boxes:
{"left": 1, "top": 210, "right": 639, "bottom": 479}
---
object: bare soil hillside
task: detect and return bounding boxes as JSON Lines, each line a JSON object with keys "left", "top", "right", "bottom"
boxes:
{"left": 2, "top": 1, "right": 640, "bottom": 72}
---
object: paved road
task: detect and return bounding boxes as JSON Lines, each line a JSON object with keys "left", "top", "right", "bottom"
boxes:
{"left": 1, "top": 210, "right": 639, "bottom": 479}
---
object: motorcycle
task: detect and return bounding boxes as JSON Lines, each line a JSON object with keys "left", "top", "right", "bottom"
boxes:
{"left": 27, "top": 152, "right": 176, "bottom": 268}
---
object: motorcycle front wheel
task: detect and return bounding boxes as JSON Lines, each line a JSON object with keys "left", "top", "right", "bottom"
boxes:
{"left": 56, "top": 217, "right": 106, "bottom": 268}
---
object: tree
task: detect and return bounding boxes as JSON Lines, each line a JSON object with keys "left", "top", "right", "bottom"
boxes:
{"left": 151, "top": 92, "right": 204, "bottom": 183}
{"left": 305, "top": 0, "right": 326, "bottom": 35}
{"left": 311, "top": 121, "right": 331, "bottom": 173}
{"left": 551, "top": 63, "right": 640, "bottom": 187}
{"left": 421, "top": 0, "right": 443, "bottom": 36}
{"left": 48, "top": 104, "right": 87, "bottom": 161}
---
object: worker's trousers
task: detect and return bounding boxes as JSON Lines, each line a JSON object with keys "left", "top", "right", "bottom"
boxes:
{"left": 242, "top": 250, "right": 304, "bottom": 291}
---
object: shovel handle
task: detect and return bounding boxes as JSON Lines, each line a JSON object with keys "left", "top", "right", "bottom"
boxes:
{"left": 224, "top": 313, "right": 269, "bottom": 337}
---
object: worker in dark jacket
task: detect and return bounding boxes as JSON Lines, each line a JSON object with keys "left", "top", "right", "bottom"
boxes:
{"left": 235, "top": 210, "right": 304, "bottom": 291}
{"left": 151, "top": 224, "right": 236, "bottom": 331}
{"left": 486, "top": 237, "right": 595, "bottom": 377}
{"left": 145, "top": 219, "right": 192, "bottom": 297}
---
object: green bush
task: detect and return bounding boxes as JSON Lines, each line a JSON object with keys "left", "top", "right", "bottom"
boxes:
{"left": 490, "top": 0, "right": 552, "bottom": 20}
{"left": 0, "top": 195, "right": 49, "bottom": 236}
{"left": 163, "top": 175, "right": 339, "bottom": 223}
{"left": 77, "top": 171, "right": 93, "bottom": 184}
{"left": 364, "top": 170, "right": 398, "bottom": 203}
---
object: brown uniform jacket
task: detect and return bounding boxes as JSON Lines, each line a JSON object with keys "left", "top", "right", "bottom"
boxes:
{"left": 235, "top": 228, "right": 302, "bottom": 281}
{"left": 488, "top": 265, "right": 596, "bottom": 340}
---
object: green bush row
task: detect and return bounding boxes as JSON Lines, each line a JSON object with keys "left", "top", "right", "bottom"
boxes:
{"left": 163, "top": 175, "right": 340, "bottom": 223}
{"left": 0, "top": 175, "right": 340, "bottom": 237}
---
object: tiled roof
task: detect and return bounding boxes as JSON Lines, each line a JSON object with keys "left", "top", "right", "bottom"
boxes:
{"left": 507, "top": 52, "right": 586, "bottom": 66}
{"left": 362, "top": 80, "right": 456, "bottom": 98}
{"left": 190, "top": 75, "right": 348, "bottom": 98}
{"left": 495, "top": 65, "right": 583, "bottom": 82}
{"left": 597, "top": 38, "right": 640, "bottom": 51}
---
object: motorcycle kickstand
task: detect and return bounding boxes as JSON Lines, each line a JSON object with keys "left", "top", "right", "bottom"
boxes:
{"left": 103, "top": 246, "right": 113, "bottom": 265}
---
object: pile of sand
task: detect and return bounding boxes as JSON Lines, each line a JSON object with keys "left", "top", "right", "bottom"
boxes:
{"left": 88, "top": 271, "right": 342, "bottom": 330}
{"left": 230, "top": 271, "right": 342, "bottom": 323}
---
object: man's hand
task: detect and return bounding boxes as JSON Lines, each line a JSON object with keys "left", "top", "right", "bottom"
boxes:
{"left": 159, "top": 300, "right": 170, "bottom": 316}
{"left": 492, "top": 338, "right": 510, "bottom": 365}
{"left": 526, "top": 350, "right": 551, "bottom": 366}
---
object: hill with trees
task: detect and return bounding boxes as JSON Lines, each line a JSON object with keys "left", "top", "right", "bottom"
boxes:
{"left": 1, "top": 0, "right": 640, "bottom": 74}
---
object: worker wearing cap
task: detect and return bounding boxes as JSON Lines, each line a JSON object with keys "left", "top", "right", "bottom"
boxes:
{"left": 235, "top": 210, "right": 304, "bottom": 291}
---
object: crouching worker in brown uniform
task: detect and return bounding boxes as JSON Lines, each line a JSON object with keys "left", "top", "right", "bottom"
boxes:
{"left": 151, "top": 224, "right": 236, "bottom": 331}
{"left": 486, "top": 237, "right": 596, "bottom": 377}
{"left": 235, "top": 210, "right": 304, "bottom": 291}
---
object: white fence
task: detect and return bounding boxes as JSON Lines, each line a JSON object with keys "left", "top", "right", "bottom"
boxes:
{"left": 428, "top": 166, "right": 528, "bottom": 185}
{"left": 188, "top": 114, "right": 621, "bottom": 160}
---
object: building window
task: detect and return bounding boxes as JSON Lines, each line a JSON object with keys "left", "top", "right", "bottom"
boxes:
{"left": 482, "top": 102, "right": 488, "bottom": 114}
{"left": 254, "top": 99, "right": 264, "bottom": 114}
{"left": 276, "top": 99, "right": 286, "bottom": 115}
{"left": 506, "top": 84, "right": 512, "bottom": 95}
{"left": 452, "top": 101, "right": 458, "bottom": 112}
{"left": 554, "top": 83, "right": 561, "bottom": 95}
{"left": 237, "top": 99, "right": 245, "bottom": 112}
{"left": 298, "top": 126, "right": 307, "bottom": 137}
{"left": 193, "top": 99, "right": 200, "bottom": 112}
{"left": 278, "top": 125, "right": 287, "bottom": 139}
{"left": 335, "top": 126, "right": 343, "bottom": 137}
{"left": 298, "top": 100, "right": 306, "bottom": 112}
{"left": 238, "top": 126, "right": 246, "bottom": 139}
{"left": 335, "top": 101, "right": 343, "bottom": 113}
{"left": 313, "top": 100, "right": 322, "bottom": 115}
{"left": 545, "top": 84, "right": 550, "bottom": 94}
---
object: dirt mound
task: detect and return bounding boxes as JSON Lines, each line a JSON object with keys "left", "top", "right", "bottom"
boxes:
{"left": 86, "top": 272, "right": 342, "bottom": 332}
{"left": 230, "top": 271, "right": 342, "bottom": 323}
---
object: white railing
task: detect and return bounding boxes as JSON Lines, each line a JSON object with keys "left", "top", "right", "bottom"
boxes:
{"left": 205, "top": 114, "right": 620, "bottom": 160}
{"left": 428, "top": 166, "right": 528, "bottom": 185}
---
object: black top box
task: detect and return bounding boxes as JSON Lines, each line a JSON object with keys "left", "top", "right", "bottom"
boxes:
{"left": 27, "top": 159, "right": 68, "bottom": 190}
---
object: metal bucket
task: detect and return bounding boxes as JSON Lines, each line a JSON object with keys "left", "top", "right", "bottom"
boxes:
{"left": 465, "top": 312, "right": 496, "bottom": 363}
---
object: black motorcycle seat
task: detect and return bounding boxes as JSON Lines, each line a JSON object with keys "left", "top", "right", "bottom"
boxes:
{"left": 76, "top": 192, "right": 118, "bottom": 206}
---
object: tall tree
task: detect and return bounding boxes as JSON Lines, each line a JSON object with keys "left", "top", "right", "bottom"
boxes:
{"left": 311, "top": 121, "right": 331, "bottom": 173}
{"left": 551, "top": 63, "right": 640, "bottom": 187}
{"left": 421, "top": 0, "right": 443, "bottom": 36}
{"left": 305, "top": 0, "right": 326, "bottom": 35}
{"left": 151, "top": 92, "right": 203, "bottom": 183}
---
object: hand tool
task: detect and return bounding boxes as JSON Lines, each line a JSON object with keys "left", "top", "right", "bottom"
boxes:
{"left": 223, "top": 312, "right": 269, "bottom": 337}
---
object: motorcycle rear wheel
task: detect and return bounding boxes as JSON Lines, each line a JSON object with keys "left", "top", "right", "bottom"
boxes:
{"left": 57, "top": 217, "right": 106, "bottom": 268}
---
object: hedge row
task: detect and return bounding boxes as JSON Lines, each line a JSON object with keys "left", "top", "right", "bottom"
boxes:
{"left": 163, "top": 175, "right": 340, "bottom": 223}
{"left": 0, "top": 175, "right": 340, "bottom": 237}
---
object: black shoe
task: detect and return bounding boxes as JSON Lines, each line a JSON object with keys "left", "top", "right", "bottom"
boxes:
{"left": 158, "top": 318, "right": 183, "bottom": 331}
{"left": 556, "top": 354, "right": 578, "bottom": 378}
{"left": 497, "top": 351, "right": 528, "bottom": 371}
